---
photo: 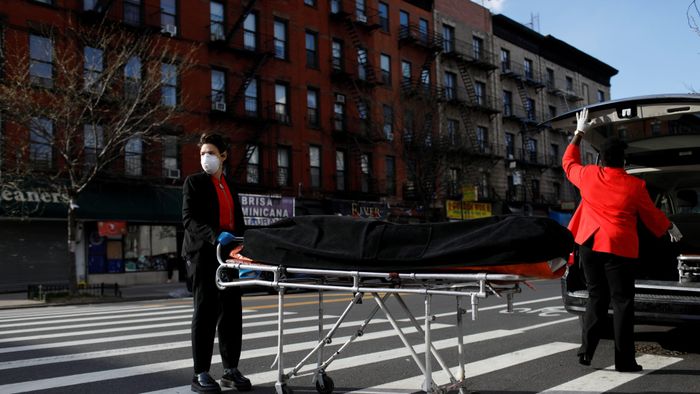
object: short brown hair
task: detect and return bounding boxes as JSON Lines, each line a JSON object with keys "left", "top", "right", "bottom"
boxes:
{"left": 198, "top": 133, "right": 229, "bottom": 154}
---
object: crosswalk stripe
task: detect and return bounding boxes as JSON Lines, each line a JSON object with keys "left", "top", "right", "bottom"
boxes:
{"left": 0, "top": 320, "right": 449, "bottom": 371}
{"left": 0, "top": 313, "right": 192, "bottom": 335}
{"left": 0, "top": 304, "right": 194, "bottom": 324}
{"left": 141, "top": 319, "right": 579, "bottom": 394}
{"left": 539, "top": 353, "right": 683, "bottom": 393}
{"left": 348, "top": 342, "right": 581, "bottom": 393}
{"left": 0, "top": 311, "right": 302, "bottom": 345}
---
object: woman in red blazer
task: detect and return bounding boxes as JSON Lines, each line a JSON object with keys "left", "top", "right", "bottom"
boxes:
{"left": 563, "top": 108, "right": 682, "bottom": 372}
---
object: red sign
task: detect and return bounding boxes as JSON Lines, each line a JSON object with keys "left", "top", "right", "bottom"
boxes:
{"left": 98, "top": 221, "right": 127, "bottom": 237}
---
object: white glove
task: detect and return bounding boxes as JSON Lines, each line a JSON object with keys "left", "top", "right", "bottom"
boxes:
{"left": 575, "top": 108, "right": 592, "bottom": 136}
{"left": 668, "top": 222, "right": 683, "bottom": 243}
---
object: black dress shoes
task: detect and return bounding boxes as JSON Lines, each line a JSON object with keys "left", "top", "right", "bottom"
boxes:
{"left": 221, "top": 368, "right": 253, "bottom": 391}
{"left": 615, "top": 363, "right": 643, "bottom": 372}
{"left": 191, "top": 372, "right": 221, "bottom": 393}
{"left": 578, "top": 354, "right": 592, "bottom": 366}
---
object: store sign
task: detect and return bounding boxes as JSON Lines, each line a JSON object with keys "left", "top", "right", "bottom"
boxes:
{"left": 0, "top": 182, "right": 70, "bottom": 218}
{"left": 240, "top": 193, "right": 295, "bottom": 226}
{"left": 330, "top": 199, "right": 390, "bottom": 219}
{"left": 98, "top": 221, "right": 127, "bottom": 237}
{"left": 446, "top": 200, "right": 492, "bottom": 220}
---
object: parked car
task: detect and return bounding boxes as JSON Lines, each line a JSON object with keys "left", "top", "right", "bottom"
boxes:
{"left": 549, "top": 94, "right": 700, "bottom": 325}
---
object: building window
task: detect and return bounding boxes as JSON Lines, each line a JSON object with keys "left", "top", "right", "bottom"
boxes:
{"left": 124, "top": 0, "right": 141, "bottom": 25}
{"left": 277, "top": 146, "right": 290, "bottom": 186}
{"left": 401, "top": 60, "right": 412, "bottom": 87}
{"left": 549, "top": 143, "right": 560, "bottom": 166}
{"left": 476, "top": 126, "right": 488, "bottom": 152}
{"left": 355, "top": 0, "right": 367, "bottom": 21}
{"left": 160, "top": 0, "right": 177, "bottom": 34}
{"left": 125, "top": 136, "right": 143, "bottom": 176}
{"left": 275, "top": 82, "right": 289, "bottom": 123}
{"left": 548, "top": 105, "right": 557, "bottom": 119}
{"left": 84, "top": 124, "right": 103, "bottom": 167}
{"left": 380, "top": 54, "right": 391, "bottom": 85}
{"left": 307, "top": 87, "right": 319, "bottom": 128}
{"left": 29, "top": 34, "right": 53, "bottom": 88}
{"left": 472, "top": 36, "right": 483, "bottom": 60}
{"left": 336, "top": 150, "right": 346, "bottom": 191}
{"left": 273, "top": 19, "right": 287, "bottom": 60}
{"left": 399, "top": 10, "right": 409, "bottom": 37}
{"left": 29, "top": 117, "right": 53, "bottom": 166}
{"left": 309, "top": 145, "right": 321, "bottom": 188}
{"left": 582, "top": 83, "right": 589, "bottom": 102}
{"left": 475, "top": 81, "right": 485, "bottom": 105}
{"left": 304, "top": 0, "right": 316, "bottom": 6}
{"left": 360, "top": 153, "right": 371, "bottom": 193}
{"left": 243, "top": 12, "right": 257, "bottom": 51}
{"left": 403, "top": 110, "right": 414, "bottom": 142}
{"left": 383, "top": 105, "right": 393, "bottom": 140}
{"left": 597, "top": 90, "right": 605, "bottom": 102}
{"left": 500, "top": 48, "right": 510, "bottom": 73}
{"left": 357, "top": 48, "right": 368, "bottom": 80}
{"left": 331, "top": 39, "right": 343, "bottom": 71}
{"left": 385, "top": 156, "right": 396, "bottom": 196}
{"left": 244, "top": 79, "right": 258, "bottom": 116}
{"left": 566, "top": 76, "right": 573, "bottom": 92}
{"left": 84, "top": 46, "right": 104, "bottom": 92}
{"left": 333, "top": 95, "right": 345, "bottom": 131}
{"left": 527, "top": 138, "right": 537, "bottom": 163}
{"left": 505, "top": 132, "right": 515, "bottom": 159}
{"left": 546, "top": 68, "right": 555, "bottom": 89}
{"left": 162, "top": 135, "right": 179, "bottom": 178}
{"left": 378, "top": 2, "right": 389, "bottom": 32}
{"left": 124, "top": 56, "right": 142, "bottom": 99}
{"left": 448, "top": 168, "right": 459, "bottom": 196}
{"left": 161, "top": 63, "right": 177, "bottom": 107}
{"left": 442, "top": 25, "right": 455, "bottom": 53}
{"left": 418, "top": 18, "right": 429, "bottom": 44}
{"left": 503, "top": 90, "right": 512, "bottom": 116}
{"left": 211, "top": 69, "right": 226, "bottom": 106}
{"left": 210, "top": 1, "right": 225, "bottom": 41}
{"left": 246, "top": 144, "right": 260, "bottom": 184}
{"left": 305, "top": 31, "right": 318, "bottom": 68}
{"left": 420, "top": 68, "right": 430, "bottom": 90}
{"left": 330, "top": 0, "right": 342, "bottom": 14}
{"left": 358, "top": 99, "right": 369, "bottom": 120}
{"left": 443, "top": 71, "right": 456, "bottom": 100}
{"left": 524, "top": 58, "right": 533, "bottom": 80}
{"left": 447, "top": 118, "right": 459, "bottom": 145}
{"left": 526, "top": 98, "right": 536, "bottom": 121}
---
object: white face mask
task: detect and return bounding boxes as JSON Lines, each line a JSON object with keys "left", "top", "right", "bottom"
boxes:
{"left": 200, "top": 153, "right": 220, "bottom": 175}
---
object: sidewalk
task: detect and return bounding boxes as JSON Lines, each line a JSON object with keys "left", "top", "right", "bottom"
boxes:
{"left": 0, "top": 282, "right": 192, "bottom": 310}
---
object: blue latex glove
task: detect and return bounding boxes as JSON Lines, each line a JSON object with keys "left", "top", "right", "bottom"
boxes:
{"left": 217, "top": 231, "right": 236, "bottom": 246}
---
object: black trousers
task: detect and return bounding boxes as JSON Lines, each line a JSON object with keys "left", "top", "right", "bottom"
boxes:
{"left": 191, "top": 245, "right": 242, "bottom": 374}
{"left": 578, "top": 243, "right": 637, "bottom": 367}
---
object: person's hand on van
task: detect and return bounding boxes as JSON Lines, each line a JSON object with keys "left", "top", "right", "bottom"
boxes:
{"left": 668, "top": 222, "right": 683, "bottom": 242}
{"left": 575, "top": 108, "right": 593, "bottom": 136}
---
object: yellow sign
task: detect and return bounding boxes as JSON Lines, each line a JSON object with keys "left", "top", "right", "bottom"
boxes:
{"left": 462, "top": 186, "right": 478, "bottom": 201}
{"left": 446, "top": 200, "right": 492, "bottom": 220}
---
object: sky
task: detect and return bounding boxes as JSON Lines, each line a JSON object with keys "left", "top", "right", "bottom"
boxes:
{"left": 472, "top": 0, "right": 700, "bottom": 99}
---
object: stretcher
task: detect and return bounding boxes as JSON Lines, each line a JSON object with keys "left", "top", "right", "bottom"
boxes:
{"left": 214, "top": 216, "right": 573, "bottom": 394}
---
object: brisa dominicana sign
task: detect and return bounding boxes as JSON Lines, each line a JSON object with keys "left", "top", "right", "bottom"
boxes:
{"left": 239, "top": 193, "right": 295, "bottom": 226}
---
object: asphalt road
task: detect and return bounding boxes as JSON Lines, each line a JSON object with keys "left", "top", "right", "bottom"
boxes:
{"left": 0, "top": 279, "right": 698, "bottom": 393}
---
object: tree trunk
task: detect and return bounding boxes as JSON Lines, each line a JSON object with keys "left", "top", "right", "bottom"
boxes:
{"left": 67, "top": 199, "right": 78, "bottom": 296}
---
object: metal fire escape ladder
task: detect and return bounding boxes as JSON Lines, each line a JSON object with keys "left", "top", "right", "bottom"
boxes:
{"left": 225, "top": 0, "right": 257, "bottom": 44}
{"left": 344, "top": 17, "right": 377, "bottom": 84}
{"left": 230, "top": 52, "right": 271, "bottom": 109}
{"left": 454, "top": 61, "right": 480, "bottom": 153}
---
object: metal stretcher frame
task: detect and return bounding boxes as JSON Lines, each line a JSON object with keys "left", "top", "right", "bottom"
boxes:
{"left": 215, "top": 241, "right": 538, "bottom": 394}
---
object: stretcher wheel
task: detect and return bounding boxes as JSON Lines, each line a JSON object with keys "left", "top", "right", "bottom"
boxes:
{"left": 315, "top": 374, "right": 334, "bottom": 394}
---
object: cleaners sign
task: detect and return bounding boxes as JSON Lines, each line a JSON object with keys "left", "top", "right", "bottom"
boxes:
{"left": 239, "top": 193, "right": 295, "bottom": 226}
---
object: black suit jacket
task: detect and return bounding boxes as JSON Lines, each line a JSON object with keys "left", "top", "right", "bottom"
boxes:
{"left": 181, "top": 171, "right": 247, "bottom": 259}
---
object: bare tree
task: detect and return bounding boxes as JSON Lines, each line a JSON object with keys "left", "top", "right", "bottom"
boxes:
{"left": 0, "top": 15, "right": 198, "bottom": 294}
{"left": 689, "top": 0, "right": 700, "bottom": 35}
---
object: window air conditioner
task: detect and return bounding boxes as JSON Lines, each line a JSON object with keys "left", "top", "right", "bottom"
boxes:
{"left": 162, "top": 24, "right": 177, "bottom": 37}
{"left": 212, "top": 101, "right": 227, "bottom": 112}
{"left": 165, "top": 168, "right": 181, "bottom": 179}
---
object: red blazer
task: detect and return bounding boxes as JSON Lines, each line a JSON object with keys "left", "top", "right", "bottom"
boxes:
{"left": 563, "top": 144, "right": 670, "bottom": 258}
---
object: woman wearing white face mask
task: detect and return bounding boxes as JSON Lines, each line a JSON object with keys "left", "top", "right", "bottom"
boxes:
{"left": 182, "top": 133, "right": 251, "bottom": 393}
